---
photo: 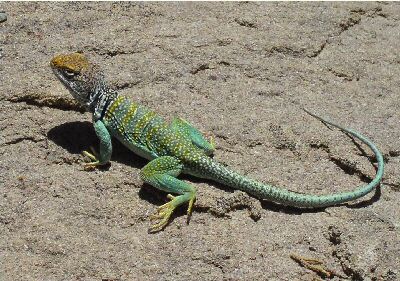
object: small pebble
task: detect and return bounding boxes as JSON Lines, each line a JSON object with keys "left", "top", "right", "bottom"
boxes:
{"left": 0, "top": 12, "right": 7, "bottom": 23}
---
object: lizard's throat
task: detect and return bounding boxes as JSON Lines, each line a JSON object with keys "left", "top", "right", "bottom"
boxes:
{"left": 89, "top": 86, "right": 118, "bottom": 120}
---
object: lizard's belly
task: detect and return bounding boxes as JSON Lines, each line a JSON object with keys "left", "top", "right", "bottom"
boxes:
{"left": 104, "top": 120, "right": 159, "bottom": 160}
{"left": 113, "top": 133, "right": 159, "bottom": 161}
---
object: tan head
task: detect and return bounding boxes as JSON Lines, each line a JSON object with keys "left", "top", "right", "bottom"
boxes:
{"left": 50, "top": 52, "right": 104, "bottom": 106}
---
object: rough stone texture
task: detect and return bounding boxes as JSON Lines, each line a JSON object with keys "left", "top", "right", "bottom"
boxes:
{"left": 1, "top": 2, "right": 399, "bottom": 281}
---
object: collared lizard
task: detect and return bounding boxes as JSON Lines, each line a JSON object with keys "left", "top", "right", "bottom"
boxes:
{"left": 50, "top": 52, "right": 384, "bottom": 232}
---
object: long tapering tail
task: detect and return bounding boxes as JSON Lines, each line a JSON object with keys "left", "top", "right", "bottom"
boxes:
{"left": 201, "top": 110, "right": 384, "bottom": 207}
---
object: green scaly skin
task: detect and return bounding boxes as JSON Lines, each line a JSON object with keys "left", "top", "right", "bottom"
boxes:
{"left": 50, "top": 53, "right": 384, "bottom": 232}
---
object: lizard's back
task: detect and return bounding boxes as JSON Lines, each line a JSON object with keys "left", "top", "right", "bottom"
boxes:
{"left": 103, "top": 95, "right": 205, "bottom": 163}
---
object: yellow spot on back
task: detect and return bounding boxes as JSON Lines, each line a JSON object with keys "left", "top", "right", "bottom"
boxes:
{"left": 50, "top": 53, "right": 90, "bottom": 73}
{"left": 106, "top": 96, "right": 125, "bottom": 118}
{"left": 121, "top": 103, "right": 138, "bottom": 130}
{"left": 133, "top": 111, "right": 156, "bottom": 140}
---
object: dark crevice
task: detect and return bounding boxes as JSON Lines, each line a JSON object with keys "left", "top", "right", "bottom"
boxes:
{"left": 328, "top": 225, "right": 342, "bottom": 245}
{"left": 308, "top": 7, "right": 384, "bottom": 60}
{"left": 310, "top": 142, "right": 331, "bottom": 153}
{"left": 208, "top": 191, "right": 262, "bottom": 221}
{"left": 350, "top": 7, "right": 386, "bottom": 19}
{"left": 106, "top": 50, "right": 132, "bottom": 57}
{"left": 339, "top": 13, "right": 362, "bottom": 33}
{"left": 190, "top": 63, "right": 210, "bottom": 75}
{"left": 335, "top": 7, "right": 384, "bottom": 38}
{"left": 234, "top": 18, "right": 257, "bottom": 29}
{"left": 308, "top": 40, "right": 327, "bottom": 58}
{"left": 267, "top": 46, "right": 304, "bottom": 58}
{"left": 266, "top": 44, "right": 328, "bottom": 59}
{"left": 86, "top": 46, "right": 146, "bottom": 57}
{"left": 7, "top": 94, "right": 85, "bottom": 112}
{"left": 388, "top": 150, "right": 400, "bottom": 157}
{"left": 329, "top": 235, "right": 362, "bottom": 280}
{"left": 265, "top": 9, "right": 365, "bottom": 60}
{"left": 154, "top": 34, "right": 180, "bottom": 39}
{"left": 3, "top": 136, "right": 42, "bottom": 146}
{"left": 113, "top": 80, "right": 141, "bottom": 91}
{"left": 342, "top": 267, "right": 364, "bottom": 281}
{"left": 218, "top": 61, "right": 231, "bottom": 66}
{"left": 246, "top": 141, "right": 263, "bottom": 148}
{"left": 384, "top": 182, "right": 400, "bottom": 192}
{"left": 328, "top": 68, "right": 358, "bottom": 82}
{"left": 329, "top": 156, "right": 372, "bottom": 183}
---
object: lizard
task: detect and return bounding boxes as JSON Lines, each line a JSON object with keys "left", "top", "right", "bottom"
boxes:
{"left": 50, "top": 52, "right": 384, "bottom": 232}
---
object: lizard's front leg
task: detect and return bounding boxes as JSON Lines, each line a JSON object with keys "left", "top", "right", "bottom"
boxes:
{"left": 82, "top": 120, "right": 112, "bottom": 168}
{"left": 140, "top": 156, "right": 197, "bottom": 232}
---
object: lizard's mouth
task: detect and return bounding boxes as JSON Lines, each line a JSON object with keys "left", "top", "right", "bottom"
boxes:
{"left": 51, "top": 67, "right": 71, "bottom": 89}
{"left": 51, "top": 66, "right": 63, "bottom": 80}
{"left": 50, "top": 67, "right": 81, "bottom": 101}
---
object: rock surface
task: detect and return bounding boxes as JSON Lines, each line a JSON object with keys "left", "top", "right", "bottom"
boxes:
{"left": 1, "top": 2, "right": 399, "bottom": 280}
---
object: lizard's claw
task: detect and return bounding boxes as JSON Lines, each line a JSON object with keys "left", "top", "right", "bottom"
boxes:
{"left": 83, "top": 161, "right": 101, "bottom": 170}
{"left": 148, "top": 194, "right": 177, "bottom": 233}
{"left": 82, "top": 147, "right": 104, "bottom": 170}
{"left": 82, "top": 146, "right": 98, "bottom": 160}
{"left": 186, "top": 195, "right": 196, "bottom": 224}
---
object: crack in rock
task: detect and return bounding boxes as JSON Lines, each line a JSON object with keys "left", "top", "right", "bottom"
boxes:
{"left": 2, "top": 136, "right": 43, "bottom": 146}
{"left": 7, "top": 93, "right": 85, "bottom": 112}
{"left": 234, "top": 17, "right": 257, "bottom": 29}
{"left": 190, "top": 63, "right": 210, "bottom": 75}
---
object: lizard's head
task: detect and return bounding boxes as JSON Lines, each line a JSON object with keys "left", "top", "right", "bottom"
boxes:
{"left": 50, "top": 52, "right": 103, "bottom": 106}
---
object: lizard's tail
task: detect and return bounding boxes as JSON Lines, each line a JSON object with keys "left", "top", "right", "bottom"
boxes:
{"left": 201, "top": 109, "right": 384, "bottom": 208}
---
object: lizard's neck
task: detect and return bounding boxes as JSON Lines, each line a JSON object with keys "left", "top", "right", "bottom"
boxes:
{"left": 87, "top": 78, "right": 119, "bottom": 120}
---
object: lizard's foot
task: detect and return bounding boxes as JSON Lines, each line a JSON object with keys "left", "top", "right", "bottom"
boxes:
{"left": 149, "top": 194, "right": 177, "bottom": 232}
{"left": 82, "top": 146, "right": 98, "bottom": 161}
{"left": 82, "top": 146, "right": 107, "bottom": 170}
{"left": 186, "top": 194, "right": 196, "bottom": 223}
{"left": 148, "top": 192, "right": 196, "bottom": 232}
{"left": 141, "top": 156, "right": 197, "bottom": 232}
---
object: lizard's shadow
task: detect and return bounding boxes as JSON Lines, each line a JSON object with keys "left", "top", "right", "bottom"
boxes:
{"left": 47, "top": 121, "right": 147, "bottom": 170}
{"left": 48, "top": 121, "right": 167, "bottom": 214}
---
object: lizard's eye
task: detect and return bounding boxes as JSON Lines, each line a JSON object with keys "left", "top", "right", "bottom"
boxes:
{"left": 64, "top": 69, "right": 76, "bottom": 79}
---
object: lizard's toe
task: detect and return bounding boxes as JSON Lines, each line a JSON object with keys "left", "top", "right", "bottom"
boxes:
{"left": 82, "top": 147, "right": 99, "bottom": 162}
{"left": 148, "top": 200, "right": 176, "bottom": 232}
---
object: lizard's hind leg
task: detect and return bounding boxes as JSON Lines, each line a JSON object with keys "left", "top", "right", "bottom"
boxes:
{"left": 140, "top": 156, "right": 197, "bottom": 232}
{"left": 171, "top": 117, "right": 215, "bottom": 155}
